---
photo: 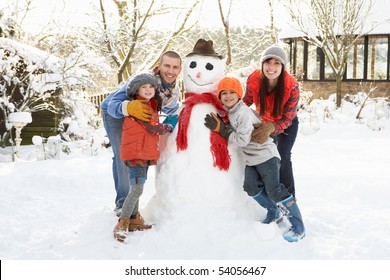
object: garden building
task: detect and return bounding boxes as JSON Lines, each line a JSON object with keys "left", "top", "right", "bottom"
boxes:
{"left": 280, "top": 7, "right": 390, "bottom": 99}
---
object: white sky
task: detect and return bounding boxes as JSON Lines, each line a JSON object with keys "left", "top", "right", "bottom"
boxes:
{"left": 0, "top": 0, "right": 285, "bottom": 35}
{"left": 2, "top": 0, "right": 387, "bottom": 37}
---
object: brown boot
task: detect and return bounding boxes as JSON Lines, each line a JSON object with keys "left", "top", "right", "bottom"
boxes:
{"left": 113, "top": 217, "right": 130, "bottom": 242}
{"left": 128, "top": 212, "right": 152, "bottom": 232}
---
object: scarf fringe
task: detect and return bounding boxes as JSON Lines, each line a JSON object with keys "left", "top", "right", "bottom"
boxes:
{"left": 176, "top": 92, "right": 230, "bottom": 170}
{"left": 210, "top": 131, "right": 231, "bottom": 171}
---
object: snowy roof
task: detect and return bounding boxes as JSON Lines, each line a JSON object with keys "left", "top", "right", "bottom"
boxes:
{"left": 0, "top": 37, "right": 62, "bottom": 71}
{"left": 279, "top": 0, "right": 390, "bottom": 39}
{"left": 0, "top": 38, "right": 94, "bottom": 90}
{"left": 280, "top": 21, "right": 390, "bottom": 39}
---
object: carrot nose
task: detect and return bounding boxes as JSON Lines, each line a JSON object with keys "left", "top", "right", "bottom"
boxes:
{"left": 196, "top": 73, "right": 201, "bottom": 79}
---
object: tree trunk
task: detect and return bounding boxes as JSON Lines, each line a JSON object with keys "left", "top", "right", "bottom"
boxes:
{"left": 335, "top": 75, "right": 342, "bottom": 108}
{"left": 370, "top": 43, "right": 375, "bottom": 79}
{"left": 353, "top": 43, "right": 357, "bottom": 79}
{"left": 217, "top": 0, "right": 232, "bottom": 65}
{"left": 267, "top": 0, "right": 277, "bottom": 44}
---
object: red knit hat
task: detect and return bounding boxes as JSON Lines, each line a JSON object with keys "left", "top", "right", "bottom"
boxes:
{"left": 217, "top": 77, "right": 243, "bottom": 99}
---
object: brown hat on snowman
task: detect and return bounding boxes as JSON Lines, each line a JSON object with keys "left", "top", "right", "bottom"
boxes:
{"left": 186, "top": 38, "right": 223, "bottom": 59}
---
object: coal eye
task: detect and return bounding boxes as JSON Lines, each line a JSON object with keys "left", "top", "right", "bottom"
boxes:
{"left": 205, "top": 63, "right": 214, "bottom": 70}
{"left": 190, "top": 61, "right": 197, "bottom": 68}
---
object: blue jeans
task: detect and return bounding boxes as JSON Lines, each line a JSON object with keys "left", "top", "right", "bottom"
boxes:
{"left": 102, "top": 110, "right": 130, "bottom": 208}
{"left": 128, "top": 166, "right": 149, "bottom": 185}
{"left": 275, "top": 117, "right": 298, "bottom": 197}
{"left": 243, "top": 157, "right": 290, "bottom": 202}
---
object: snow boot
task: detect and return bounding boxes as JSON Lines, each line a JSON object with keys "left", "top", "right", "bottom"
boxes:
{"left": 114, "top": 207, "right": 122, "bottom": 217}
{"left": 278, "top": 195, "right": 305, "bottom": 242}
{"left": 113, "top": 217, "right": 130, "bottom": 242}
{"left": 253, "top": 190, "right": 283, "bottom": 224}
{"left": 128, "top": 212, "right": 152, "bottom": 232}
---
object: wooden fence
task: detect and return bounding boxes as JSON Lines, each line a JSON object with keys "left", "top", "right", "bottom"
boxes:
{"left": 89, "top": 92, "right": 110, "bottom": 114}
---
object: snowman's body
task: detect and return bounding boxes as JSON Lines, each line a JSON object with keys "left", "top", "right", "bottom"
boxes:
{"left": 146, "top": 53, "right": 257, "bottom": 223}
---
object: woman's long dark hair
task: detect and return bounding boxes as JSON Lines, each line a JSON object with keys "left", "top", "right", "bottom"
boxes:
{"left": 154, "top": 93, "right": 163, "bottom": 112}
{"left": 259, "top": 62, "right": 285, "bottom": 118}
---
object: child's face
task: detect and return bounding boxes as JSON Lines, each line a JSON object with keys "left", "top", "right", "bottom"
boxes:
{"left": 220, "top": 90, "right": 239, "bottom": 109}
{"left": 137, "top": 84, "right": 156, "bottom": 100}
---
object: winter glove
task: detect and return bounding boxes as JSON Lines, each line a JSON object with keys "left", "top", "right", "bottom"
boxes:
{"left": 127, "top": 100, "right": 153, "bottom": 122}
{"left": 251, "top": 122, "right": 275, "bottom": 144}
{"left": 204, "top": 112, "right": 232, "bottom": 140}
{"left": 162, "top": 114, "right": 179, "bottom": 131}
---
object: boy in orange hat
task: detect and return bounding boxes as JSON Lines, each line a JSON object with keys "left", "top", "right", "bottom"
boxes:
{"left": 204, "top": 77, "right": 305, "bottom": 242}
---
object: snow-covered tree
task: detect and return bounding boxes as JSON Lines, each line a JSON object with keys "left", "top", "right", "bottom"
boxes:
{"left": 98, "top": 0, "right": 201, "bottom": 84}
{"left": 0, "top": 10, "right": 17, "bottom": 38}
{"left": 0, "top": 38, "right": 100, "bottom": 146}
{"left": 286, "top": 0, "right": 376, "bottom": 107}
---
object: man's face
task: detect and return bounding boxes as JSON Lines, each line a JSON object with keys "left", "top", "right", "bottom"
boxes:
{"left": 158, "top": 56, "right": 182, "bottom": 85}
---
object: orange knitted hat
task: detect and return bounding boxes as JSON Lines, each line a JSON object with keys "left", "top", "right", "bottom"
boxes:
{"left": 217, "top": 77, "right": 243, "bottom": 99}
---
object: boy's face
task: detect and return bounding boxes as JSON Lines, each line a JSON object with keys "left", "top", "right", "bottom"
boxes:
{"left": 137, "top": 84, "right": 156, "bottom": 101}
{"left": 219, "top": 90, "right": 239, "bottom": 109}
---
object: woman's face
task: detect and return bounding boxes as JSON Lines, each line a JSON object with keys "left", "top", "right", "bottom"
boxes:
{"left": 262, "top": 58, "right": 283, "bottom": 83}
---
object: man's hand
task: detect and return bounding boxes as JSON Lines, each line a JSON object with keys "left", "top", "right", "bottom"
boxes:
{"left": 127, "top": 100, "right": 153, "bottom": 122}
{"left": 251, "top": 122, "right": 275, "bottom": 144}
{"left": 204, "top": 112, "right": 232, "bottom": 140}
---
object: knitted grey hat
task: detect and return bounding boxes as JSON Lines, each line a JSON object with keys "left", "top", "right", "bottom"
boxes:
{"left": 260, "top": 45, "right": 287, "bottom": 66}
{"left": 126, "top": 73, "right": 158, "bottom": 98}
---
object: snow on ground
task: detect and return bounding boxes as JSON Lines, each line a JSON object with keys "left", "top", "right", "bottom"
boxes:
{"left": 1, "top": 97, "right": 390, "bottom": 278}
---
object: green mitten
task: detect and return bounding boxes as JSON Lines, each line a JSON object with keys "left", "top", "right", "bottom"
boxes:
{"left": 204, "top": 112, "right": 232, "bottom": 140}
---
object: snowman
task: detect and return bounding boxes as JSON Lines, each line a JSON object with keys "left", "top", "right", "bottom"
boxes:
{"left": 146, "top": 39, "right": 256, "bottom": 226}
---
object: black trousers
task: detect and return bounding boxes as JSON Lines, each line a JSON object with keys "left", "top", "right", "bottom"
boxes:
{"left": 275, "top": 117, "right": 299, "bottom": 197}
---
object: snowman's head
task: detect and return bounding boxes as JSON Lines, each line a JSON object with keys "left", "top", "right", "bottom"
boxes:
{"left": 184, "top": 39, "right": 225, "bottom": 94}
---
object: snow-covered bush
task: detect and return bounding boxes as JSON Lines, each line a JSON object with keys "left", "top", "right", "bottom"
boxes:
{"left": 0, "top": 37, "right": 106, "bottom": 147}
{"left": 0, "top": 11, "right": 17, "bottom": 38}
{"left": 59, "top": 90, "right": 100, "bottom": 142}
{"left": 298, "top": 90, "right": 390, "bottom": 134}
{"left": 298, "top": 91, "right": 321, "bottom": 135}
{"left": 344, "top": 92, "right": 368, "bottom": 106}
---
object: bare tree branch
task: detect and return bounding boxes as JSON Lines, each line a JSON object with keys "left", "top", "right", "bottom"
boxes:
{"left": 99, "top": 0, "right": 120, "bottom": 68}
{"left": 217, "top": 0, "right": 232, "bottom": 65}
{"left": 148, "top": 0, "right": 202, "bottom": 69}
{"left": 267, "top": 0, "right": 277, "bottom": 43}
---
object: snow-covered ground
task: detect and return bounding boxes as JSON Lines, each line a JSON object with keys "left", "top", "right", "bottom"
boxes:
{"left": 1, "top": 96, "right": 390, "bottom": 279}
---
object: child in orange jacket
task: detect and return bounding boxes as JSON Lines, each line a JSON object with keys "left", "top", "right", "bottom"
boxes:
{"left": 113, "top": 73, "right": 177, "bottom": 242}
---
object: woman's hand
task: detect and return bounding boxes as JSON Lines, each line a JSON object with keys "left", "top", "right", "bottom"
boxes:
{"left": 251, "top": 122, "right": 275, "bottom": 144}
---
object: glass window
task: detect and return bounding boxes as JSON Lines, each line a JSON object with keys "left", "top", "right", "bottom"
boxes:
{"left": 346, "top": 37, "right": 364, "bottom": 79}
{"left": 367, "top": 36, "right": 388, "bottom": 80}
{"left": 290, "top": 40, "right": 304, "bottom": 80}
{"left": 324, "top": 54, "right": 335, "bottom": 80}
{"left": 282, "top": 41, "right": 293, "bottom": 72}
{"left": 283, "top": 40, "right": 292, "bottom": 60}
{"left": 307, "top": 44, "right": 320, "bottom": 80}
